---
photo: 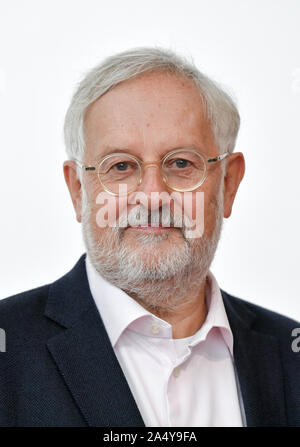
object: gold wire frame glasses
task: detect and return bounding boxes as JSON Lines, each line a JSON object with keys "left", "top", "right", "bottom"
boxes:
{"left": 74, "top": 148, "right": 230, "bottom": 196}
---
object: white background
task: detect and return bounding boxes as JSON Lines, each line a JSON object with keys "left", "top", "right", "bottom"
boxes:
{"left": 0, "top": 0, "right": 299, "bottom": 321}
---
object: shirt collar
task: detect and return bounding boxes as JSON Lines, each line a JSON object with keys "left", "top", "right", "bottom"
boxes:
{"left": 85, "top": 255, "right": 233, "bottom": 355}
{"left": 199, "top": 270, "right": 234, "bottom": 355}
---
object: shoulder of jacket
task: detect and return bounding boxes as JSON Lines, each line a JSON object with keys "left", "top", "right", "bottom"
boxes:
{"left": 221, "top": 289, "right": 300, "bottom": 335}
{"left": 0, "top": 284, "right": 53, "bottom": 349}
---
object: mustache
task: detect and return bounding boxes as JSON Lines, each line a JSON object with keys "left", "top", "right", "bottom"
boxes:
{"left": 115, "top": 204, "right": 192, "bottom": 231}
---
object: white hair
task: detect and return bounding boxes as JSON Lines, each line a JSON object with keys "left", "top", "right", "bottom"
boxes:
{"left": 64, "top": 47, "right": 240, "bottom": 166}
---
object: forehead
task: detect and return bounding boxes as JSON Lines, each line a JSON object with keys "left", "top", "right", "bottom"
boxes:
{"left": 84, "top": 71, "right": 216, "bottom": 159}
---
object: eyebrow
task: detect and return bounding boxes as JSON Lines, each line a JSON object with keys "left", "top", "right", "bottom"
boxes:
{"left": 94, "top": 144, "right": 207, "bottom": 163}
{"left": 94, "top": 147, "right": 132, "bottom": 163}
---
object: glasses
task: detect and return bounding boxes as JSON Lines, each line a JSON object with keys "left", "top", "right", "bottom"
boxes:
{"left": 75, "top": 148, "right": 230, "bottom": 196}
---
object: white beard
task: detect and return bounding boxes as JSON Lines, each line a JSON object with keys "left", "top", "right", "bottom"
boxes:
{"left": 81, "top": 183, "right": 224, "bottom": 313}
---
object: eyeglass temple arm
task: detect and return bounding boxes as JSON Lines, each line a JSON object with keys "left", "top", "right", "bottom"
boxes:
{"left": 207, "top": 152, "right": 230, "bottom": 163}
{"left": 74, "top": 160, "right": 96, "bottom": 171}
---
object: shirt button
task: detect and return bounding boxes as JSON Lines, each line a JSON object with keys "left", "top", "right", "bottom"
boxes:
{"left": 173, "top": 367, "right": 180, "bottom": 378}
{"left": 150, "top": 323, "right": 161, "bottom": 335}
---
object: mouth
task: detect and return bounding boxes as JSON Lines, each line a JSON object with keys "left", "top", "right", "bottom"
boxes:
{"left": 126, "top": 224, "right": 175, "bottom": 232}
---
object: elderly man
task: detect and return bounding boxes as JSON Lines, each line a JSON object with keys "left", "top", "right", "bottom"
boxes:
{"left": 0, "top": 47, "right": 299, "bottom": 427}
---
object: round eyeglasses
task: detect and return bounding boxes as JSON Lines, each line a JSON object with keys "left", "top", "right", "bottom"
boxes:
{"left": 74, "top": 148, "right": 230, "bottom": 196}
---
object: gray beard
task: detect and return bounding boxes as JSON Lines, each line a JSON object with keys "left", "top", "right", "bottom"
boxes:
{"left": 81, "top": 185, "right": 224, "bottom": 313}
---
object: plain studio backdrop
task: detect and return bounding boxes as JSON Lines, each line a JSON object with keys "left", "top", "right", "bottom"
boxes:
{"left": 0, "top": 0, "right": 299, "bottom": 322}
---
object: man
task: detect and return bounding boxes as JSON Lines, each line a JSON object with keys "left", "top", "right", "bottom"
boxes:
{"left": 0, "top": 47, "right": 299, "bottom": 427}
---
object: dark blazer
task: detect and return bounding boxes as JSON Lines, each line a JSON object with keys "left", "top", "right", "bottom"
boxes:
{"left": 0, "top": 254, "right": 300, "bottom": 427}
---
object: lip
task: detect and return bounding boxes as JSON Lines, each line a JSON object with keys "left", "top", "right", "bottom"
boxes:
{"left": 127, "top": 225, "right": 173, "bottom": 232}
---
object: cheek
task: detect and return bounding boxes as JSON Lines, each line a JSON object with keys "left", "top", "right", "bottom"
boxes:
{"left": 204, "top": 195, "right": 218, "bottom": 237}
{"left": 180, "top": 186, "right": 220, "bottom": 238}
{"left": 205, "top": 180, "right": 224, "bottom": 237}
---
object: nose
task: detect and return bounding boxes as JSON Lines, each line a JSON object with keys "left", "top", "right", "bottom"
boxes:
{"left": 139, "top": 164, "right": 168, "bottom": 194}
{"left": 132, "top": 164, "right": 171, "bottom": 210}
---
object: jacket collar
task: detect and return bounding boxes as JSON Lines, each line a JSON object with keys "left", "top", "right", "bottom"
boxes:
{"left": 45, "top": 254, "right": 93, "bottom": 329}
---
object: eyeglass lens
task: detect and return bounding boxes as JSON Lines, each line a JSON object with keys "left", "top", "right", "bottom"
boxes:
{"left": 98, "top": 151, "right": 206, "bottom": 194}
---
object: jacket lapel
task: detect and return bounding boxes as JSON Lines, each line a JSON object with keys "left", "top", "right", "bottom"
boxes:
{"left": 222, "top": 291, "right": 287, "bottom": 427}
{"left": 45, "top": 255, "right": 145, "bottom": 427}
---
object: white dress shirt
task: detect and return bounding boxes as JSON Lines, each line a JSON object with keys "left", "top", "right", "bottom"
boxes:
{"left": 85, "top": 256, "right": 246, "bottom": 427}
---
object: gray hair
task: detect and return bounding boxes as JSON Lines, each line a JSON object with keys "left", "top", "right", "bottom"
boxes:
{"left": 64, "top": 47, "right": 240, "bottom": 163}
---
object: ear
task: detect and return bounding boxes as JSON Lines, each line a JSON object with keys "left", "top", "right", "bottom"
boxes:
{"left": 63, "top": 161, "right": 82, "bottom": 222}
{"left": 223, "top": 152, "right": 245, "bottom": 218}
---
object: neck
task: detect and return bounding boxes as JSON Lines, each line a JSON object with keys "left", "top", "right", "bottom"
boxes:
{"left": 126, "top": 275, "right": 208, "bottom": 339}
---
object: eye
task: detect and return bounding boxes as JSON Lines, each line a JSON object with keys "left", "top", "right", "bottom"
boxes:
{"left": 167, "top": 158, "right": 193, "bottom": 170}
{"left": 113, "top": 162, "right": 129, "bottom": 171}
{"left": 173, "top": 159, "right": 191, "bottom": 169}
